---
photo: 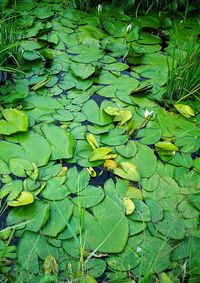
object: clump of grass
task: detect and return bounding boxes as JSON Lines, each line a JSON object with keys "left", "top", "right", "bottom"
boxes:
{"left": 73, "top": 0, "right": 99, "bottom": 11}
{"left": 165, "top": 39, "right": 200, "bottom": 103}
{"left": 0, "top": 13, "right": 20, "bottom": 82}
{"left": 111, "top": 0, "right": 134, "bottom": 10}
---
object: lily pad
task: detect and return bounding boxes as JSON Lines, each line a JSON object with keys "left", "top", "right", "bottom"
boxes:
{"left": 82, "top": 100, "right": 113, "bottom": 126}
{"left": 72, "top": 185, "right": 104, "bottom": 208}
{"left": 106, "top": 246, "right": 140, "bottom": 271}
{"left": 42, "top": 199, "right": 73, "bottom": 237}
{"left": 41, "top": 124, "right": 74, "bottom": 160}
{"left": 84, "top": 196, "right": 129, "bottom": 253}
{"left": 0, "top": 109, "right": 28, "bottom": 135}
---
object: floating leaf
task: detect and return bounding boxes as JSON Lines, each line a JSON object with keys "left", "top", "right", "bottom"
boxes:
{"left": 101, "top": 128, "right": 128, "bottom": 146}
{"left": 155, "top": 141, "right": 179, "bottom": 151}
{"left": 106, "top": 246, "right": 140, "bottom": 271}
{"left": 41, "top": 124, "right": 74, "bottom": 160}
{"left": 104, "top": 106, "right": 132, "bottom": 126}
{"left": 8, "top": 191, "right": 34, "bottom": 207}
{"left": 42, "top": 199, "right": 73, "bottom": 237}
{"left": 114, "top": 162, "right": 140, "bottom": 182}
{"left": 89, "top": 147, "right": 116, "bottom": 162}
{"left": 84, "top": 196, "right": 129, "bottom": 253}
{"left": 123, "top": 197, "right": 135, "bottom": 215}
{"left": 70, "top": 62, "right": 95, "bottom": 80}
{"left": 116, "top": 141, "right": 137, "bottom": 158}
{"left": 72, "top": 185, "right": 104, "bottom": 208}
{"left": 82, "top": 100, "right": 113, "bottom": 126}
{"left": 174, "top": 104, "right": 195, "bottom": 118}
{"left": 17, "top": 231, "right": 58, "bottom": 273}
{"left": 84, "top": 258, "right": 106, "bottom": 279}
{"left": 65, "top": 167, "right": 90, "bottom": 194}
{"left": 86, "top": 133, "right": 99, "bottom": 150}
{"left": 9, "top": 158, "right": 33, "bottom": 178}
{"left": 130, "top": 142, "right": 157, "bottom": 178}
{"left": 0, "top": 109, "right": 28, "bottom": 135}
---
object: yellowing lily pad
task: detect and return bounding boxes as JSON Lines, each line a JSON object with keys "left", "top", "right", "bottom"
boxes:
{"left": 8, "top": 191, "right": 34, "bottom": 207}
{"left": 114, "top": 162, "right": 140, "bottom": 182}
{"left": 123, "top": 197, "right": 135, "bottom": 215}
{"left": 0, "top": 109, "right": 28, "bottom": 135}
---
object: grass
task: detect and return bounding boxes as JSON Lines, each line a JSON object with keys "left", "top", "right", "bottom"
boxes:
{"left": 165, "top": 37, "right": 200, "bottom": 103}
{"left": 70, "top": 0, "right": 199, "bottom": 15}
{"left": 0, "top": 10, "right": 20, "bottom": 82}
{"left": 72, "top": 0, "right": 98, "bottom": 11}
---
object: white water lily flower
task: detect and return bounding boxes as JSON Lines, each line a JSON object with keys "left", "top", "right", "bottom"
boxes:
{"left": 126, "top": 24, "right": 132, "bottom": 33}
{"left": 136, "top": 246, "right": 142, "bottom": 253}
{"left": 144, "top": 109, "right": 153, "bottom": 118}
{"left": 97, "top": 4, "right": 102, "bottom": 14}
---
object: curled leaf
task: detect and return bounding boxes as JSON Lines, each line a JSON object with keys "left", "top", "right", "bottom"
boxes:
{"left": 174, "top": 104, "right": 195, "bottom": 118}
{"left": 123, "top": 197, "right": 135, "bottom": 215}
{"left": 8, "top": 191, "right": 34, "bottom": 207}
{"left": 104, "top": 107, "right": 132, "bottom": 126}
{"left": 86, "top": 167, "right": 97, "bottom": 177}
{"left": 57, "top": 167, "right": 68, "bottom": 177}
{"left": 104, "top": 159, "right": 118, "bottom": 170}
{"left": 155, "top": 141, "right": 178, "bottom": 151}
{"left": 44, "top": 255, "right": 58, "bottom": 275}
{"left": 89, "top": 147, "right": 117, "bottom": 162}
{"left": 86, "top": 133, "right": 99, "bottom": 150}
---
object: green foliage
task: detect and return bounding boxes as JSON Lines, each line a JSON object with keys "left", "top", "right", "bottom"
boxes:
{"left": 165, "top": 38, "right": 200, "bottom": 103}
{"left": 0, "top": 12, "right": 19, "bottom": 81}
{"left": 72, "top": 0, "right": 98, "bottom": 11}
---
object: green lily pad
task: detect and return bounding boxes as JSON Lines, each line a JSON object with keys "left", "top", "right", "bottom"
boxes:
{"left": 0, "top": 180, "right": 23, "bottom": 201}
{"left": 17, "top": 231, "right": 58, "bottom": 273}
{"left": 41, "top": 124, "right": 74, "bottom": 160}
{"left": 116, "top": 141, "right": 137, "bottom": 158}
{"left": 106, "top": 246, "right": 140, "bottom": 271}
{"left": 65, "top": 167, "right": 90, "bottom": 194}
{"left": 136, "top": 128, "right": 162, "bottom": 144}
{"left": 134, "top": 236, "right": 171, "bottom": 274}
{"left": 0, "top": 109, "right": 28, "bottom": 135}
{"left": 7, "top": 200, "right": 50, "bottom": 232}
{"left": 129, "top": 199, "right": 150, "bottom": 222}
{"left": 17, "top": 131, "right": 51, "bottom": 167}
{"left": 41, "top": 176, "right": 70, "bottom": 201}
{"left": 72, "top": 185, "right": 104, "bottom": 208}
{"left": 155, "top": 211, "right": 186, "bottom": 240}
{"left": 70, "top": 62, "right": 95, "bottom": 80}
{"left": 130, "top": 142, "right": 157, "bottom": 178}
{"left": 85, "top": 258, "right": 106, "bottom": 278}
{"left": 82, "top": 100, "right": 113, "bottom": 126}
{"left": 128, "top": 220, "right": 146, "bottom": 236}
{"left": 58, "top": 207, "right": 80, "bottom": 240}
{"left": 42, "top": 199, "right": 73, "bottom": 237}
{"left": 101, "top": 128, "right": 128, "bottom": 146}
{"left": 9, "top": 158, "right": 33, "bottom": 178}
{"left": 84, "top": 196, "right": 129, "bottom": 253}
{"left": 114, "top": 162, "right": 140, "bottom": 182}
